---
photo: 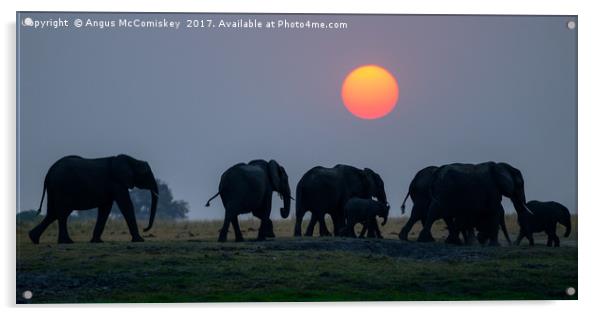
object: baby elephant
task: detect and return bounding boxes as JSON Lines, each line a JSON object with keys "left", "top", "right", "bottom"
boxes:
{"left": 342, "top": 197, "right": 390, "bottom": 238}
{"left": 516, "top": 200, "right": 572, "bottom": 247}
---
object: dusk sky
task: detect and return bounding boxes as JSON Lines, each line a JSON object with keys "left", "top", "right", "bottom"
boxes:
{"left": 17, "top": 13, "right": 577, "bottom": 219}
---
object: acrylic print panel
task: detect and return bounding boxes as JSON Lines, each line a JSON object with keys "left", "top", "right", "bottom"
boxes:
{"left": 16, "top": 12, "right": 577, "bottom": 303}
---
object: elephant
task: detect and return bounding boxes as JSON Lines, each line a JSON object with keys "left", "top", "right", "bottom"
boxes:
{"left": 341, "top": 197, "right": 390, "bottom": 238}
{"left": 205, "top": 159, "right": 292, "bottom": 242}
{"left": 470, "top": 204, "right": 512, "bottom": 245}
{"left": 398, "top": 166, "right": 439, "bottom": 241}
{"left": 515, "top": 200, "right": 572, "bottom": 247}
{"left": 294, "top": 164, "right": 389, "bottom": 237}
{"left": 398, "top": 166, "right": 511, "bottom": 244}
{"left": 417, "top": 162, "right": 532, "bottom": 246}
{"left": 28, "top": 154, "right": 159, "bottom": 244}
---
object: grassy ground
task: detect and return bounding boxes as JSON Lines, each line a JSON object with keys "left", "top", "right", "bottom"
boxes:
{"left": 16, "top": 215, "right": 577, "bottom": 303}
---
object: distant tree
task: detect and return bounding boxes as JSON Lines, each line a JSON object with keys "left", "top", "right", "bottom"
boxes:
{"left": 111, "top": 178, "right": 189, "bottom": 220}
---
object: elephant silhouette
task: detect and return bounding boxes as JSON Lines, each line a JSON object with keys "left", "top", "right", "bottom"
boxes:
{"left": 29, "top": 155, "right": 159, "bottom": 244}
{"left": 205, "top": 159, "right": 292, "bottom": 242}
{"left": 294, "top": 164, "right": 389, "bottom": 237}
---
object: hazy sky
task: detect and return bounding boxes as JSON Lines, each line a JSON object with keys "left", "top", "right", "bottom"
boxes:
{"left": 17, "top": 13, "right": 577, "bottom": 219}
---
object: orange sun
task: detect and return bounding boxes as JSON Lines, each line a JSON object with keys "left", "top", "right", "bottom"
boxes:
{"left": 341, "top": 65, "right": 399, "bottom": 119}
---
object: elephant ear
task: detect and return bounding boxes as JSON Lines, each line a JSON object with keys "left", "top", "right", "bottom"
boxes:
{"left": 492, "top": 163, "right": 515, "bottom": 196}
{"left": 111, "top": 155, "right": 135, "bottom": 189}
{"left": 279, "top": 166, "right": 288, "bottom": 182}
{"left": 362, "top": 168, "right": 377, "bottom": 195}
{"left": 267, "top": 160, "right": 282, "bottom": 192}
{"left": 133, "top": 160, "right": 149, "bottom": 174}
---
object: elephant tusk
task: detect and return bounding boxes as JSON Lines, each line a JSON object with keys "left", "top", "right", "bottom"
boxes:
{"left": 289, "top": 195, "right": 295, "bottom": 201}
{"left": 523, "top": 203, "right": 534, "bottom": 215}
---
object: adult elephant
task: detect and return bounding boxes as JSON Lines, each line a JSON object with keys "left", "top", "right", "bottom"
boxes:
{"left": 29, "top": 154, "right": 159, "bottom": 244}
{"left": 294, "top": 164, "right": 388, "bottom": 237}
{"left": 205, "top": 159, "right": 292, "bottom": 242}
{"left": 417, "top": 161, "right": 532, "bottom": 245}
{"left": 398, "top": 166, "right": 439, "bottom": 241}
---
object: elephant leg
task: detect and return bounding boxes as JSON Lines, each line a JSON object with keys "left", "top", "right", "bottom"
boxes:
{"left": 91, "top": 204, "right": 112, "bottom": 243}
{"left": 497, "top": 204, "right": 512, "bottom": 245}
{"left": 550, "top": 222, "right": 560, "bottom": 247}
{"left": 304, "top": 213, "right": 318, "bottom": 236}
{"left": 476, "top": 231, "right": 487, "bottom": 245}
{"left": 463, "top": 228, "right": 477, "bottom": 245}
{"left": 470, "top": 229, "right": 479, "bottom": 245}
{"left": 486, "top": 219, "right": 500, "bottom": 247}
{"left": 360, "top": 220, "right": 371, "bottom": 238}
{"left": 366, "top": 217, "right": 382, "bottom": 239}
{"left": 231, "top": 216, "right": 244, "bottom": 242}
{"left": 515, "top": 230, "right": 525, "bottom": 246}
{"left": 366, "top": 223, "right": 375, "bottom": 238}
{"left": 115, "top": 192, "right": 144, "bottom": 242}
{"left": 257, "top": 217, "right": 268, "bottom": 241}
{"left": 373, "top": 219, "right": 383, "bottom": 239}
{"left": 417, "top": 221, "right": 435, "bottom": 242}
{"left": 546, "top": 227, "right": 559, "bottom": 247}
{"left": 265, "top": 218, "right": 275, "bottom": 238}
{"left": 305, "top": 214, "right": 317, "bottom": 236}
{"left": 444, "top": 217, "right": 462, "bottom": 245}
{"left": 527, "top": 232, "right": 535, "bottom": 246}
{"left": 332, "top": 214, "right": 344, "bottom": 237}
{"left": 29, "top": 213, "right": 57, "bottom": 244}
{"left": 218, "top": 216, "right": 231, "bottom": 242}
{"left": 348, "top": 224, "right": 357, "bottom": 238}
{"left": 460, "top": 229, "right": 468, "bottom": 244}
{"left": 294, "top": 209, "right": 305, "bottom": 237}
{"left": 318, "top": 215, "right": 331, "bottom": 237}
{"left": 57, "top": 211, "right": 73, "bottom": 244}
{"left": 417, "top": 202, "right": 440, "bottom": 242}
{"left": 399, "top": 211, "right": 420, "bottom": 241}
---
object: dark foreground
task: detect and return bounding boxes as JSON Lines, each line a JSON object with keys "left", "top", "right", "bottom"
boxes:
{"left": 16, "top": 237, "right": 577, "bottom": 303}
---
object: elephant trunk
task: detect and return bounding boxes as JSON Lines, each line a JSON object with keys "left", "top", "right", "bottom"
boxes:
{"left": 143, "top": 180, "right": 159, "bottom": 232}
{"left": 562, "top": 208, "right": 572, "bottom": 237}
{"left": 381, "top": 203, "right": 390, "bottom": 226}
{"left": 281, "top": 192, "right": 291, "bottom": 218}
{"left": 523, "top": 203, "right": 534, "bottom": 215}
{"left": 512, "top": 198, "right": 533, "bottom": 215}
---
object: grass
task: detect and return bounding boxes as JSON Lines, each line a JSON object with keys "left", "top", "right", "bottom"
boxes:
{"left": 16, "top": 215, "right": 577, "bottom": 303}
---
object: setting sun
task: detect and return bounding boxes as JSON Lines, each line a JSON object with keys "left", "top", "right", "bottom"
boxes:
{"left": 341, "top": 65, "right": 399, "bottom": 120}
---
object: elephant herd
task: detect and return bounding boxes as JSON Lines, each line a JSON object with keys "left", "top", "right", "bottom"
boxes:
{"left": 397, "top": 163, "right": 571, "bottom": 246}
{"left": 28, "top": 155, "right": 572, "bottom": 247}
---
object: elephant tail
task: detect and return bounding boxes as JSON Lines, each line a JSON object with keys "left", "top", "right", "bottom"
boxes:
{"left": 205, "top": 192, "right": 220, "bottom": 207}
{"left": 400, "top": 191, "right": 410, "bottom": 214}
{"left": 36, "top": 179, "right": 47, "bottom": 215}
